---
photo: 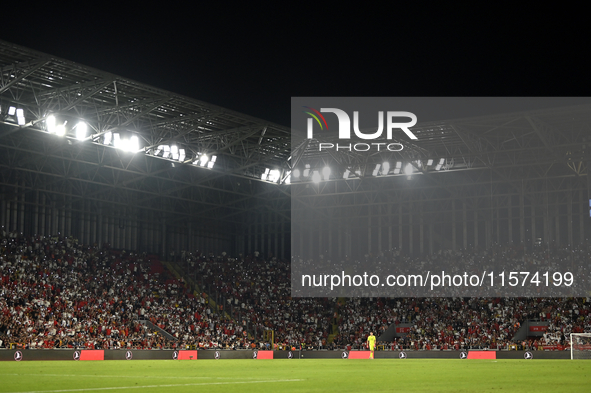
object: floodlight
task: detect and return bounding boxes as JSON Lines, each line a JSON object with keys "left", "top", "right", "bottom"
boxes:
{"left": 113, "top": 133, "right": 122, "bottom": 149}
{"left": 207, "top": 155, "right": 217, "bottom": 168}
{"left": 382, "top": 162, "right": 390, "bottom": 175}
{"left": 312, "top": 170, "right": 321, "bottom": 183}
{"left": 269, "top": 169, "right": 281, "bottom": 183}
{"left": 372, "top": 164, "right": 381, "bottom": 176}
{"left": 129, "top": 135, "right": 139, "bottom": 152}
{"left": 394, "top": 161, "right": 402, "bottom": 174}
{"left": 199, "top": 154, "right": 208, "bottom": 166}
{"left": 55, "top": 123, "right": 66, "bottom": 137}
{"left": 104, "top": 131, "right": 113, "bottom": 145}
{"left": 427, "top": 159, "right": 433, "bottom": 166}
{"left": 8, "top": 106, "right": 16, "bottom": 116}
{"left": 75, "top": 122, "right": 87, "bottom": 140}
{"left": 46, "top": 115, "right": 56, "bottom": 133}
{"left": 436, "top": 158, "right": 444, "bottom": 170}
{"left": 303, "top": 164, "right": 310, "bottom": 177}
{"left": 162, "top": 145, "right": 171, "bottom": 158}
{"left": 404, "top": 163, "right": 413, "bottom": 176}
{"left": 285, "top": 174, "right": 291, "bottom": 184}
{"left": 171, "top": 145, "right": 179, "bottom": 160}
{"left": 293, "top": 168, "right": 301, "bottom": 179}
{"left": 322, "top": 166, "right": 331, "bottom": 180}
{"left": 355, "top": 169, "right": 362, "bottom": 176}
{"left": 179, "top": 149, "right": 186, "bottom": 162}
{"left": 343, "top": 169, "right": 350, "bottom": 179}
{"left": 16, "top": 109, "right": 25, "bottom": 125}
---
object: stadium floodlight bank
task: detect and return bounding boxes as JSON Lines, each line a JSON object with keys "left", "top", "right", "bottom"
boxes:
{"left": 570, "top": 333, "right": 591, "bottom": 359}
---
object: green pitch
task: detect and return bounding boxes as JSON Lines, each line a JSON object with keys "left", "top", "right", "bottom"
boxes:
{"left": 1, "top": 359, "right": 590, "bottom": 393}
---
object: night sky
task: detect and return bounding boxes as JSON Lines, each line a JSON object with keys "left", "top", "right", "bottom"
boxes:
{"left": 1, "top": 7, "right": 588, "bottom": 126}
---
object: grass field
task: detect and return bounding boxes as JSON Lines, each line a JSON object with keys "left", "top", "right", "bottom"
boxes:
{"left": 1, "top": 359, "right": 590, "bottom": 392}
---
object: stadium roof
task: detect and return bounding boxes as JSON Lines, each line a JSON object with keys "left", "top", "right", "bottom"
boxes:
{"left": 0, "top": 39, "right": 293, "bottom": 180}
{"left": 293, "top": 102, "right": 591, "bottom": 184}
{"left": 0, "top": 39, "right": 293, "bottom": 226}
{"left": 1, "top": 39, "right": 589, "bottom": 228}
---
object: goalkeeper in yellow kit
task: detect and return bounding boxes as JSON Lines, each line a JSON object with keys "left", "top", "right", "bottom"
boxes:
{"left": 367, "top": 332, "right": 376, "bottom": 359}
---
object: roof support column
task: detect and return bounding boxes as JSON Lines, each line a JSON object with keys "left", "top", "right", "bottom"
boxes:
{"left": 495, "top": 196, "right": 500, "bottom": 246}
{"left": 543, "top": 191, "right": 550, "bottom": 247}
{"left": 508, "top": 195, "right": 513, "bottom": 244}
{"left": 519, "top": 190, "right": 525, "bottom": 246}
{"left": 387, "top": 204, "right": 392, "bottom": 252}
{"left": 408, "top": 199, "right": 413, "bottom": 255}
{"left": 0, "top": 187, "right": 6, "bottom": 230}
{"left": 420, "top": 209, "right": 424, "bottom": 255}
{"left": 531, "top": 204, "right": 536, "bottom": 249}
{"left": 463, "top": 202, "right": 467, "bottom": 249}
{"left": 367, "top": 215, "right": 372, "bottom": 256}
{"left": 473, "top": 207, "right": 478, "bottom": 249}
{"left": 39, "top": 193, "right": 46, "bottom": 237}
{"left": 580, "top": 190, "right": 585, "bottom": 245}
{"left": 567, "top": 192, "right": 573, "bottom": 247}
{"left": 555, "top": 203, "right": 560, "bottom": 248}
{"left": 398, "top": 204, "right": 403, "bottom": 253}
{"left": 452, "top": 200, "right": 457, "bottom": 251}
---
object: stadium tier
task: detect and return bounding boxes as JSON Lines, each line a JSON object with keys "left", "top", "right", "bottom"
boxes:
{"left": 0, "top": 232, "right": 246, "bottom": 350}
{"left": 2, "top": 231, "right": 590, "bottom": 352}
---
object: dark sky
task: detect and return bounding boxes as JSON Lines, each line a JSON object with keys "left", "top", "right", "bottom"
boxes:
{"left": 1, "top": 7, "right": 588, "bottom": 126}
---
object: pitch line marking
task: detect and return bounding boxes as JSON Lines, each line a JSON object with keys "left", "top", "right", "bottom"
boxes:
{"left": 0, "top": 374, "right": 257, "bottom": 380}
{"left": 5, "top": 379, "right": 304, "bottom": 393}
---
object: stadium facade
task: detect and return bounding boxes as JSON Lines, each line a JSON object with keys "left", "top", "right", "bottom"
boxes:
{"left": 0, "top": 40, "right": 291, "bottom": 259}
{"left": 1, "top": 39, "right": 590, "bottom": 261}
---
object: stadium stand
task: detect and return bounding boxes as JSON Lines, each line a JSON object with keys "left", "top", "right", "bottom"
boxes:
{"left": 2, "top": 230, "right": 590, "bottom": 352}
{"left": 0, "top": 232, "right": 248, "bottom": 350}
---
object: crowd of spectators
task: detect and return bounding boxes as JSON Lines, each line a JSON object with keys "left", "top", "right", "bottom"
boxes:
{"left": 181, "top": 251, "right": 335, "bottom": 350}
{"left": 334, "top": 297, "right": 572, "bottom": 350}
{"left": 0, "top": 231, "right": 251, "bottom": 350}
{"left": 2, "top": 228, "right": 590, "bottom": 352}
{"left": 331, "top": 246, "right": 591, "bottom": 350}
